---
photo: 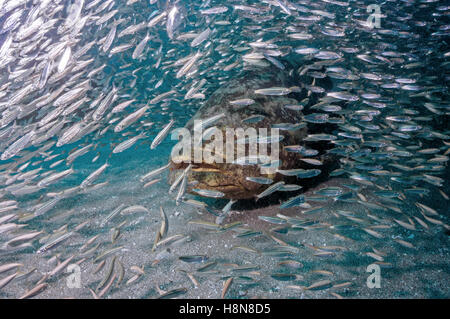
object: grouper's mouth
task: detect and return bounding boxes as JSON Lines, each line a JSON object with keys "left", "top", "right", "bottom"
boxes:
{"left": 168, "top": 158, "right": 269, "bottom": 199}
{"left": 171, "top": 161, "right": 222, "bottom": 173}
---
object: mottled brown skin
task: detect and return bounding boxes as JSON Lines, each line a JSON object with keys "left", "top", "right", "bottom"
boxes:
{"left": 168, "top": 65, "right": 336, "bottom": 200}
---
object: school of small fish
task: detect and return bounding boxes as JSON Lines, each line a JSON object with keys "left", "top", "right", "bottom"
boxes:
{"left": 0, "top": 0, "right": 449, "bottom": 299}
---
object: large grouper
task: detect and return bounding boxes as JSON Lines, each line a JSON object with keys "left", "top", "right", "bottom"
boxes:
{"left": 168, "top": 61, "right": 339, "bottom": 202}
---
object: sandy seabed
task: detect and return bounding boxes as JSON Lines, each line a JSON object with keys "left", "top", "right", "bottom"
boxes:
{"left": 1, "top": 161, "right": 448, "bottom": 299}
